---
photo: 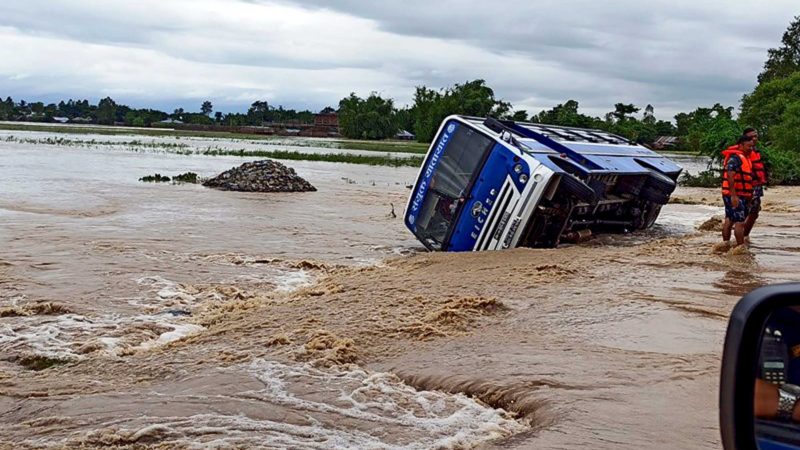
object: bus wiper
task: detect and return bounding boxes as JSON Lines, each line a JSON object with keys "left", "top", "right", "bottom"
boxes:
{"left": 501, "top": 130, "right": 533, "bottom": 155}
{"left": 485, "top": 117, "right": 530, "bottom": 155}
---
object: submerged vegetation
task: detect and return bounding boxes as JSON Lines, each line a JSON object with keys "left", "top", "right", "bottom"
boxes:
{"left": 139, "top": 173, "right": 172, "bottom": 183}
{"left": 4, "top": 133, "right": 423, "bottom": 167}
{"left": 173, "top": 172, "right": 199, "bottom": 183}
{"left": 0, "top": 123, "right": 427, "bottom": 154}
{"left": 139, "top": 172, "right": 199, "bottom": 183}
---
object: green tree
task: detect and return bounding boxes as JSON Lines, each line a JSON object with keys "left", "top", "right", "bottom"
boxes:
{"left": 609, "top": 103, "right": 640, "bottom": 122}
{"left": 531, "top": 100, "right": 599, "bottom": 128}
{"left": 0, "top": 96, "right": 13, "bottom": 120}
{"left": 740, "top": 71, "right": 800, "bottom": 142}
{"left": 30, "top": 102, "right": 45, "bottom": 116}
{"left": 677, "top": 104, "right": 736, "bottom": 154}
{"left": 411, "top": 79, "right": 511, "bottom": 142}
{"left": 394, "top": 106, "right": 415, "bottom": 133}
{"left": 510, "top": 110, "right": 528, "bottom": 122}
{"left": 758, "top": 15, "right": 800, "bottom": 83}
{"left": 96, "top": 97, "right": 117, "bottom": 125}
{"left": 214, "top": 111, "right": 223, "bottom": 123}
{"left": 410, "top": 86, "right": 441, "bottom": 143}
{"left": 201, "top": 100, "right": 213, "bottom": 116}
{"left": 247, "top": 100, "right": 269, "bottom": 124}
{"left": 186, "top": 113, "right": 213, "bottom": 125}
{"left": 771, "top": 101, "right": 800, "bottom": 151}
{"left": 338, "top": 92, "right": 398, "bottom": 140}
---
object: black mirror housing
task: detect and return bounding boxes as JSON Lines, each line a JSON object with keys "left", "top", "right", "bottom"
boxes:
{"left": 721, "top": 283, "right": 800, "bottom": 450}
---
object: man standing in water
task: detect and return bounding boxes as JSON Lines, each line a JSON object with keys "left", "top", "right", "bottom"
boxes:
{"left": 720, "top": 135, "right": 756, "bottom": 248}
{"left": 743, "top": 127, "right": 767, "bottom": 241}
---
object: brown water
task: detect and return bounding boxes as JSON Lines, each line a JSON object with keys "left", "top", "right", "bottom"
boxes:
{"left": 2, "top": 133, "right": 800, "bottom": 449}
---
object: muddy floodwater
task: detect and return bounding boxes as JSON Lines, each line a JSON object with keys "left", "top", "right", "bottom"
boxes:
{"left": 2, "top": 131, "right": 800, "bottom": 449}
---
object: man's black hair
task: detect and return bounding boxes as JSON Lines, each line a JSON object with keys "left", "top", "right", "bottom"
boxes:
{"left": 743, "top": 127, "right": 757, "bottom": 135}
{"left": 737, "top": 135, "right": 753, "bottom": 144}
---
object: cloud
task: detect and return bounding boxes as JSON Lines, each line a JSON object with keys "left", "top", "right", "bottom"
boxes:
{"left": 0, "top": 0, "right": 796, "bottom": 118}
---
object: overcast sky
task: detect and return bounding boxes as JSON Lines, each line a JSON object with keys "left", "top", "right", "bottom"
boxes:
{"left": 0, "top": 1, "right": 796, "bottom": 120}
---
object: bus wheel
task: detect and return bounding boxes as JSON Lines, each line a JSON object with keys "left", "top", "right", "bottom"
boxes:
{"left": 643, "top": 169, "right": 676, "bottom": 194}
{"left": 559, "top": 174, "right": 597, "bottom": 204}
{"left": 640, "top": 184, "right": 670, "bottom": 205}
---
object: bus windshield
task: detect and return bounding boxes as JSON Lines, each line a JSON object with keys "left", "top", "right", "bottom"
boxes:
{"left": 414, "top": 125, "right": 494, "bottom": 250}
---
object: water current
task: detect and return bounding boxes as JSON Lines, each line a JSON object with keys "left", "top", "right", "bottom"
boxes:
{"left": 1, "top": 130, "right": 800, "bottom": 449}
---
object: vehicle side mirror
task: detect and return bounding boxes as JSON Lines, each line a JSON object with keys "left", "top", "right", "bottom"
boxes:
{"left": 720, "top": 283, "right": 800, "bottom": 449}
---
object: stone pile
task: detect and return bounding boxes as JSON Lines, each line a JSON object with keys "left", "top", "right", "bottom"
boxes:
{"left": 202, "top": 160, "right": 316, "bottom": 193}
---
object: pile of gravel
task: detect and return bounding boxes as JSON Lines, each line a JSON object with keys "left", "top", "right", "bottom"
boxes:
{"left": 203, "top": 160, "right": 316, "bottom": 193}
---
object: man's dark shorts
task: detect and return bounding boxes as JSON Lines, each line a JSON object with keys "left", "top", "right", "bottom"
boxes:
{"left": 751, "top": 186, "right": 764, "bottom": 213}
{"left": 723, "top": 196, "right": 750, "bottom": 223}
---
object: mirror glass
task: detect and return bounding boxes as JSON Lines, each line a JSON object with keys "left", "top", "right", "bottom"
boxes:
{"left": 755, "top": 305, "right": 800, "bottom": 448}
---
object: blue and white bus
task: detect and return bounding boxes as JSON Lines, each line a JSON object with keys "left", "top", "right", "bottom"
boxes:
{"left": 404, "top": 115, "right": 683, "bottom": 251}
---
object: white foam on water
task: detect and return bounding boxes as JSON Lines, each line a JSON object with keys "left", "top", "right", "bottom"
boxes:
{"left": 0, "top": 314, "right": 115, "bottom": 361}
{"left": 0, "top": 309, "right": 205, "bottom": 361}
{"left": 135, "top": 322, "right": 205, "bottom": 351}
{"left": 133, "top": 276, "right": 200, "bottom": 308}
{"left": 246, "top": 360, "right": 523, "bottom": 439}
{"left": 31, "top": 359, "right": 523, "bottom": 449}
{"left": 274, "top": 270, "right": 313, "bottom": 292}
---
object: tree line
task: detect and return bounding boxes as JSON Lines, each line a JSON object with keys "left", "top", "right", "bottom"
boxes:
{"left": 0, "top": 97, "right": 319, "bottom": 128}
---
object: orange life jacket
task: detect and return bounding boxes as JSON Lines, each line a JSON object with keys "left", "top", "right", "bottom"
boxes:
{"left": 750, "top": 149, "right": 767, "bottom": 186}
{"left": 721, "top": 146, "right": 754, "bottom": 198}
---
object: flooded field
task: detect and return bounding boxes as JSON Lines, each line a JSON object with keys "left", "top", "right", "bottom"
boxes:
{"left": 0, "top": 127, "right": 422, "bottom": 160}
{"left": 1, "top": 132, "right": 800, "bottom": 449}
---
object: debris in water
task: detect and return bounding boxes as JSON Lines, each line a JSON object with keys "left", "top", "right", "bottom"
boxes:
{"left": 203, "top": 160, "right": 316, "bottom": 192}
{"left": 698, "top": 216, "right": 724, "bottom": 232}
{"left": 728, "top": 245, "right": 751, "bottom": 256}
{"left": 0, "top": 301, "right": 72, "bottom": 317}
{"left": 711, "top": 241, "right": 732, "bottom": 254}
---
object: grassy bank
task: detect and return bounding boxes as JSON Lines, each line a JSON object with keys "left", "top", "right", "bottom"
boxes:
{"left": 679, "top": 169, "right": 720, "bottom": 187}
{"left": 0, "top": 122, "right": 427, "bottom": 154}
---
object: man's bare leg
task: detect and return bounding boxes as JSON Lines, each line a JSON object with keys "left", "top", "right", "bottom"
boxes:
{"left": 722, "top": 217, "right": 733, "bottom": 242}
{"left": 734, "top": 222, "right": 746, "bottom": 246}
{"left": 744, "top": 210, "right": 759, "bottom": 237}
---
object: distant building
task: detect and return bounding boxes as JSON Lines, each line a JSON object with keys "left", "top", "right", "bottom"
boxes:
{"left": 52, "top": 117, "right": 69, "bottom": 124}
{"left": 159, "top": 118, "right": 184, "bottom": 124}
{"left": 396, "top": 130, "right": 416, "bottom": 140}
{"left": 652, "top": 136, "right": 679, "bottom": 150}
{"left": 314, "top": 113, "right": 338, "bottom": 127}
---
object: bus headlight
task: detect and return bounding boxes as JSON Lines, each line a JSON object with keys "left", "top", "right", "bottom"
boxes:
{"left": 519, "top": 173, "right": 529, "bottom": 184}
{"left": 513, "top": 164, "right": 523, "bottom": 174}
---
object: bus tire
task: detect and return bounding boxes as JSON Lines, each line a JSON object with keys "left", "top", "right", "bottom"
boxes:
{"left": 634, "top": 202, "right": 662, "bottom": 229}
{"left": 641, "top": 184, "right": 670, "bottom": 205}
{"left": 559, "top": 174, "right": 597, "bottom": 204}
{"left": 643, "top": 169, "right": 676, "bottom": 194}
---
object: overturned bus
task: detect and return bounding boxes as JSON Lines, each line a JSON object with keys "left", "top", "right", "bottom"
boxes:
{"left": 404, "top": 115, "right": 683, "bottom": 251}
